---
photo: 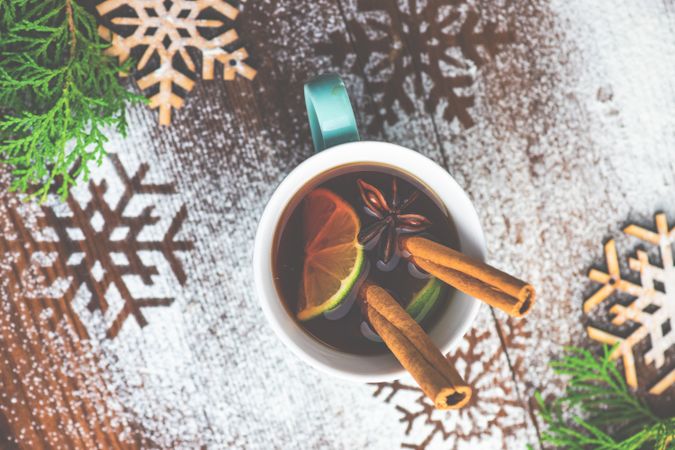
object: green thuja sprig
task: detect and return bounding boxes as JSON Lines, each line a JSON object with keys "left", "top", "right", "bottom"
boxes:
{"left": 0, "top": 0, "right": 141, "bottom": 202}
{"left": 536, "top": 346, "right": 674, "bottom": 449}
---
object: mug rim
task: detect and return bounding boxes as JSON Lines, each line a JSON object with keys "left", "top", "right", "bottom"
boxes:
{"left": 253, "top": 141, "right": 486, "bottom": 382}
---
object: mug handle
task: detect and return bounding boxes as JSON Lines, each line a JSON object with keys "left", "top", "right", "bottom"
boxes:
{"left": 304, "top": 73, "right": 360, "bottom": 152}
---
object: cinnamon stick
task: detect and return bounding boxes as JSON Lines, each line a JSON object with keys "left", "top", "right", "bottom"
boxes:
{"left": 360, "top": 283, "right": 471, "bottom": 409}
{"left": 401, "top": 236, "right": 535, "bottom": 317}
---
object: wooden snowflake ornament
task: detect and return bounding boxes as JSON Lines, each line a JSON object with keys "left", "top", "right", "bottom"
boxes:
{"left": 585, "top": 213, "right": 675, "bottom": 395}
{"left": 97, "top": 0, "right": 257, "bottom": 125}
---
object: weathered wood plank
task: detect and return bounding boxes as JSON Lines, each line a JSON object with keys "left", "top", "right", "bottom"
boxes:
{"left": 1, "top": 0, "right": 674, "bottom": 448}
{"left": 329, "top": 1, "right": 540, "bottom": 447}
{"left": 434, "top": 0, "right": 675, "bottom": 418}
{"left": 3, "top": 0, "right": 408, "bottom": 448}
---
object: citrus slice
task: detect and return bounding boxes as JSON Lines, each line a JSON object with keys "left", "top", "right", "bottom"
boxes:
{"left": 297, "top": 188, "right": 364, "bottom": 321}
{"left": 405, "top": 277, "right": 446, "bottom": 323}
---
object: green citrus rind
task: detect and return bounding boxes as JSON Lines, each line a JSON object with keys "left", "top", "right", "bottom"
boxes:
{"left": 297, "top": 245, "right": 365, "bottom": 322}
{"left": 405, "top": 277, "right": 446, "bottom": 323}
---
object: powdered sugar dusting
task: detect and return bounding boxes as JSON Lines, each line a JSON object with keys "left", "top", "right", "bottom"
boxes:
{"left": 2, "top": 0, "right": 675, "bottom": 447}
{"left": 440, "top": 0, "right": 675, "bottom": 401}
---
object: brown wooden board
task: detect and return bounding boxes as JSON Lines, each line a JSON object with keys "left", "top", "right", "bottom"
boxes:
{"left": 1, "top": 0, "right": 675, "bottom": 448}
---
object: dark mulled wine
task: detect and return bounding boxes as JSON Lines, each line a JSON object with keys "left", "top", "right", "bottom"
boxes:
{"left": 273, "top": 165, "right": 459, "bottom": 355}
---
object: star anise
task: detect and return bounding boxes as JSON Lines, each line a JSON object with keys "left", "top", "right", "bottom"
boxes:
{"left": 357, "top": 178, "right": 432, "bottom": 265}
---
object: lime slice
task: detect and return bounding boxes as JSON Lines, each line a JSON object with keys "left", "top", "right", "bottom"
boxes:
{"left": 405, "top": 277, "right": 446, "bottom": 323}
{"left": 297, "top": 188, "right": 364, "bottom": 321}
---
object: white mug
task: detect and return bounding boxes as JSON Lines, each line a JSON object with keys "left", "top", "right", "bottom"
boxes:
{"left": 253, "top": 75, "right": 486, "bottom": 382}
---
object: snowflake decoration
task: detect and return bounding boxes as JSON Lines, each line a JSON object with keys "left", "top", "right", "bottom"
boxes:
{"left": 584, "top": 213, "right": 675, "bottom": 395}
{"left": 97, "top": 0, "right": 257, "bottom": 125}
{"left": 0, "top": 155, "right": 193, "bottom": 339}
{"left": 315, "top": 0, "right": 513, "bottom": 134}
{"left": 373, "top": 328, "right": 530, "bottom": 449}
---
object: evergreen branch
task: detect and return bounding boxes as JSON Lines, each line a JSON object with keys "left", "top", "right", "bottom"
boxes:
{"left": 0, "top": 0, "right": 142, "bottom": 202}
{"left": 536, "top": 345, "right": 675, "bottom": 449}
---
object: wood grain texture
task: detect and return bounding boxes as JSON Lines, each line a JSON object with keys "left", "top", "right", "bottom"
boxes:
{"left": 97, "top": 0, "right": 257, "bottom": 125}
{"left": 1, "top": 0, "right": 675, "bottom": 448}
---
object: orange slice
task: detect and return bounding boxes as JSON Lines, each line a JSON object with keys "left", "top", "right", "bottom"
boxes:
{"left": 297, "top": 188, "right": 364, "bottom": 321}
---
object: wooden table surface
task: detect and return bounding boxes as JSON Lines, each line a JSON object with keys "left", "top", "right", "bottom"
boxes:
{"left": 1, "top": 0, "right": 674, "bottom": 448}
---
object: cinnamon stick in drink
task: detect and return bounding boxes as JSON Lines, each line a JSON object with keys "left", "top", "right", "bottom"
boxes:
{"left": 401, "top": 236, "right": 535, "bottom": 317}
{"left": 360, "top": 282, "right": 471, "bottom": 409}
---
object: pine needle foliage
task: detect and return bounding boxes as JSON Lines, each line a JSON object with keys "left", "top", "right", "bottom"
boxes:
{"left": 536, "top": 346, "right": 674, "bottom": 449}
{"left": 0, "top": 0, "right": 141, "bottom": 201}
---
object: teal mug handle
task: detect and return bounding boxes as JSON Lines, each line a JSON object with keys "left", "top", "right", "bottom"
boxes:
{"left": 304, "top": 73, "right": 360, "bottom": 152}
